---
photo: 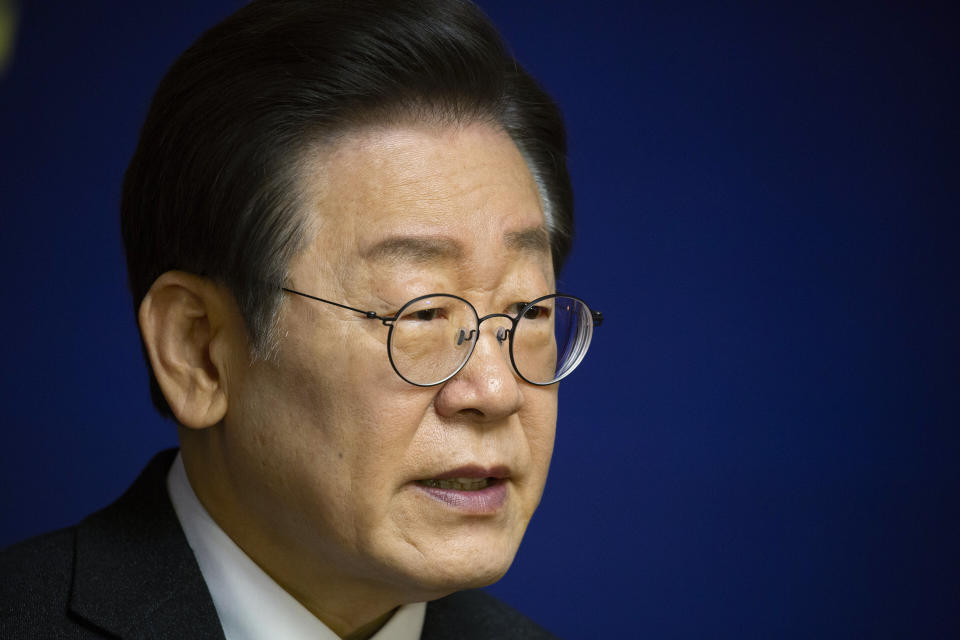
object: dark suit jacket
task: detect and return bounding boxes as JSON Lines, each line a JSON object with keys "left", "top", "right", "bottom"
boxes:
{"left": 1, "top": 450, "right": 558, "bottom": 639}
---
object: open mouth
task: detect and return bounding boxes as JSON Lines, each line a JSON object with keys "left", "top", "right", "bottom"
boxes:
{"left": 417, "top": 477, "right": 497, "bottom": 491}
{"left": 414, "top": 475, "right": 508, "bottom": 512}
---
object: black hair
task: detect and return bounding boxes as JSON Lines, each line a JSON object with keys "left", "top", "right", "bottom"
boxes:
{"left": 121, "top": 0, "right": 573, "bottom": 417}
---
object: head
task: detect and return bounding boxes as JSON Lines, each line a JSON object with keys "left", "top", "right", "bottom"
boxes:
{"left": 123, "top": 0, "right": 574, "bottom": 633}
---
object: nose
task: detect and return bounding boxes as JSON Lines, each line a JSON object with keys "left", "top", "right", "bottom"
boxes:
{"left": 433, "top": 316, "right": 523, "bottom": 421}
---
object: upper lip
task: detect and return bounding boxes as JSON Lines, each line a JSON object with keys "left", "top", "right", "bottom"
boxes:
{"left": 424, "top": 464, "right": 511, "bottom": 480}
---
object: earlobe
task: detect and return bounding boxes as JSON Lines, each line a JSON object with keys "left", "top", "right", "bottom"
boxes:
{"left": 138, "top": 271, "right": 234, "bottom": 429}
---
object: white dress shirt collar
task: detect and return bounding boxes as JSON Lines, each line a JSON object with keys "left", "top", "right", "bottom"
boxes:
{"left": 167, "top": 452, "right": 426, "bottom": 640}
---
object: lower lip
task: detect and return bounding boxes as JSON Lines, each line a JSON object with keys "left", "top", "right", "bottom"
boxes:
{"left": 414, "top": 480, "right": 508, "bottom": 514}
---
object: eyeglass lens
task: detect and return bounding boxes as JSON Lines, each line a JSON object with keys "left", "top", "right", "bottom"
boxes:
{"left": 387, "top": 294, "right": 594, "bottom": 386}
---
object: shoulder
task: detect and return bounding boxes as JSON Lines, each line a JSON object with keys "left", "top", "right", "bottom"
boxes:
{"left": 423, "top": 589, "right": 560, "bottom": 639}
{"left": 0, "top": 526, "right": 84, "bottom": 638}
{"left": 1, "top": 525, "right": 75, "bottom": 585}
{"left": 1, "top": 526, "right": 76, "bottom": 599}
{"left": 0, "top": 449, "right": 195, "bottom": 639}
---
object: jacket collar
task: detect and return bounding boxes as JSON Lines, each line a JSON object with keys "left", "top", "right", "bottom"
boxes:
{"left": 69, "top": 448, "right": 225, "bottom": 639}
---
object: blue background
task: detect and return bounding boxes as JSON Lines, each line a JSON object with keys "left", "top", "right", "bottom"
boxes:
{"left": 1, "top": 1, "right": 957, "bottom": 637}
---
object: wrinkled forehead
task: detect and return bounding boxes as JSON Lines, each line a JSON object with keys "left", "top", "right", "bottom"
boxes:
{"left": 292, "top": 120, "right": 552, "bottom": 281}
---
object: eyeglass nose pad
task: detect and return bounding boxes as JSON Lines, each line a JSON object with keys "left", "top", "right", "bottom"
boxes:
{"left": 456, "top": 328, "right": 477, "bottom": 346}
{"left": 496, "top": 326, "right": 508, "bottom": 344}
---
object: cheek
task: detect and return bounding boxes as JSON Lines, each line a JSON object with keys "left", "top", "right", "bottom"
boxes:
{"left": 526, "top": 388, "right": 559, "bottom": 466}
{"left": 231, "top": 340, "right": 438, "bottom": 548}
{"left": 515, "top": 389, "right": 558, "bottom": 516}
{"left": 272, "top": 341, "right": 434, "bottom": 500}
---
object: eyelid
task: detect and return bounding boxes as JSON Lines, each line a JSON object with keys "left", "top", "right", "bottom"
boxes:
{"left": 509, "top": 300, "right": 550, "bottom": 317}
{"left": 389, "top": 294, "right": 555, "bottom": 319}
{"left": 519, "top": 300, "right": 554, "bottom": 319}
{"left": 407, "top": 307, "right": 443, "bottom": 319}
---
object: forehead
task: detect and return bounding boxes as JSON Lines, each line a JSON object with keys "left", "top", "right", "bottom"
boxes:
{"left": 296, "top": 121, "right": 549, "bottom": 272}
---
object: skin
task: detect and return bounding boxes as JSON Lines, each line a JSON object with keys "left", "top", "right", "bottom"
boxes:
{"left": 139, "top": 121, "right": 558, "bottom": 639}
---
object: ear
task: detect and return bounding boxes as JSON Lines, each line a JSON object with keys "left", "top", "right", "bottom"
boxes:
{"left": 138, "top": 271, "right": 244, "bottom": 429}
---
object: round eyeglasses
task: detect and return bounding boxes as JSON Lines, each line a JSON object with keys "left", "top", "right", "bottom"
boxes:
{"left": 282, "top": 288, "right": 603, "bottom": 386}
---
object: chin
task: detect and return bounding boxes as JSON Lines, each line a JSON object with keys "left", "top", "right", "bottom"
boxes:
{"left": 410, "top": 542, "right": 519, "bottom": 595}
{"left": 368, "top": 505, "right": 532, "bottom": 599}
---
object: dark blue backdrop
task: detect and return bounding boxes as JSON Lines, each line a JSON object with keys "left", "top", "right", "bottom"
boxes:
{"left": 2, "top": 1, "right": 957, "bottom": 637}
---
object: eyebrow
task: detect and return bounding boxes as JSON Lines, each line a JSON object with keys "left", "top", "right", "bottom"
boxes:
{"left": 361, "top": 225, "right": 551, "bottom": 265}
{"left": 362, "top": 236, "right": 464, "bottom": 264}
{"left": 504, "top": 226, "right": 551, "bottom": 256}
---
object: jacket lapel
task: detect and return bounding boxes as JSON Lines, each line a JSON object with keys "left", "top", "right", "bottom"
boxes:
{"left": 69, "top": 449, "right": 225, "bottom": 639}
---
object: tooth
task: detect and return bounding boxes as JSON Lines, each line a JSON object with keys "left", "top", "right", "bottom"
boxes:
{"left": 422, "top": 477, "right": 492, "bottom": 490}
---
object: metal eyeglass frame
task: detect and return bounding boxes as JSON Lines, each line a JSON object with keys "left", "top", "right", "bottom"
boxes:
{"left": 281, "top": 287, "right": 603, "bottom": 387}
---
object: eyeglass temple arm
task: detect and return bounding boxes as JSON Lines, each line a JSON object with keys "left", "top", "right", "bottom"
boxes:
{"left": 281, "top": 287, "right": 385, "bottom": 321}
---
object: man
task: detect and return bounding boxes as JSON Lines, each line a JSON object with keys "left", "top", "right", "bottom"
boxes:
{"left": 1, "top": 1, "right": 601, "bottom": 638}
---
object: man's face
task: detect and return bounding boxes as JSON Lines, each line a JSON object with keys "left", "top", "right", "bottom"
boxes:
{"left": 215, "top": 121, "right": 558, "bottom": 605}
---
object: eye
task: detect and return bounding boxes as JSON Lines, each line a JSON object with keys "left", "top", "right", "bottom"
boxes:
{"left": 400, "top": 307, "right": 445, "bottom": 322}
{"left": 522, "top": 305, "right": 551, "bottom": 320}
{"left": 509, "top": 302, "right": 552, "bottom": 320}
